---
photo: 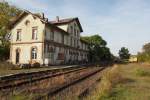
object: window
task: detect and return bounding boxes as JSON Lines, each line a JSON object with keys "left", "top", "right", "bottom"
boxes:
{"left": 76, "top": 30, "right": 79, "bottom": 37}
{"left": 25, "top": 20, "right": 30, "bottom": 26}
{"left": 70, "top": 26, "right": 73, "bottom": 34}
{"left": 77, "top": 40, "right": 79, "bottom": 47}
{"left": 74, "top": 39, "right": 76, "bottom": 47}
{"left": 31, "top": 48, "right": 37, "bottom": 59}
{"left": 58, "top": 53, "right": 64, "bottom": 60}
{"left": 16, "top": 29, "right": 21, "bottom": 41}
{"left": 70, "top": 37, "right": 73, "bottom": 46}
{"left": 74, "top": 28, "right": 76, "bottom": 36}
{"left": 61, "top": 34, "right": 64, "bottom": 44}
{"left": 74, "top": 23, "right": 76, "bottom": 27}
{"left": 50, "top": 30, "right": 54, "bottom": 41}
{"left": 49, "top": 53, "right": 54, "bottom": 59}
{"left": 44, "top": 44, "right": 47, "bottom": 53}
{"left": 32, "top": 27, "right": 38, "bottom": 40}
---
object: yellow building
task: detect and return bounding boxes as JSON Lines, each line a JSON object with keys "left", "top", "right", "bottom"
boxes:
{"left": 129, "top": 55, "right": 138, "bottom": 62}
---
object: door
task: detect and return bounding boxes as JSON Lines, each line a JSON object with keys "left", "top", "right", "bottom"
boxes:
{"left": 16, "top": 49, "right": 20, "bottom": 64}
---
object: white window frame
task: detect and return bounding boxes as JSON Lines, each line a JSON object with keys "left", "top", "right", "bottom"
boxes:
{"left": 16, "top": 29, "right": 21, "bottom": 41}
{"left": 31, "top": 48, "right": 37, "bottom": 59}
{"left": 32, "top": 27, "right": 38, "bottom": 40}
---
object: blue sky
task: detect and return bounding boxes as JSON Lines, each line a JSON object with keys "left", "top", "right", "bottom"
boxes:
{"left": 4, "top": 0, "right": 150, "bottom": 55}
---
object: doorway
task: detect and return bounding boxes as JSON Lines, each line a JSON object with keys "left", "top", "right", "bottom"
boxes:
{"left": 16, "top": 49, "right": 20, "bottom": 64}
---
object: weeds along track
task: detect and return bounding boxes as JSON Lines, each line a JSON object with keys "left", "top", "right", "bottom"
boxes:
{"left": 0, "top": 65, "right": 87, "bottom": 90}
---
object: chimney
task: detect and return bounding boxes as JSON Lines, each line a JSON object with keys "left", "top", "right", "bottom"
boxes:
{"left": 40, "top": 13, "right": 44, "bottom": 19}
{"left": 45, "top": 18, "right": 48, "bottom": 22}
{"left": 56, "top": 16, "right": 59, "bottom": 22}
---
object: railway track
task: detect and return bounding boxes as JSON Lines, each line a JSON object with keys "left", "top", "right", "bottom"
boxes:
{"left": 35, "top": 67, "right": 105, "bottom": 100}
{"left": 0, "top": 65, "right": 87, "bottom": 90}
{"left": 0, "top": 65, "right": 106, "bottom": 100}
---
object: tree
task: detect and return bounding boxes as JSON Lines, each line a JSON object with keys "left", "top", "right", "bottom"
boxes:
{"left": 0, "top": 1, "right": 21, "bottom": 60}
{"left": 0, "top": 1, "right": 21, "bottom": 38}
{"left": 143, "top": 42, "right": 150, "bottom": 53}
{"left": 118, "top": 47, "right": 130, "bottom": 60}
{"left": 81, "top": 34, "right": 113, "bottom": 62}
{"left": 138, "top": 42, "right": 150, "bottom": 62}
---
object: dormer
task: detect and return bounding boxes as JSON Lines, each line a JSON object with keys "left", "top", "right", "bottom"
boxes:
{"left": 50, "top": 17, "right": 83, "bottom": 36}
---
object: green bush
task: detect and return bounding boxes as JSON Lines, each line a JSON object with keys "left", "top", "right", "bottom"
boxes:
{"left": 135, "top": 68, "right": 150, "bottom": 76}
{"left": 138, "top": 52, "right": 150, "bottom": 63}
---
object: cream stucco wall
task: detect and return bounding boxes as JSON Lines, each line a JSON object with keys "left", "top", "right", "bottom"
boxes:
{"left": 11, "top": 14, "right": 45, "bottom": 43}
{"left": 10, "top": 14, "right": 45, "bottom": 64}
{"left": 11, "top": 43, "right": 43, "bottom": 64}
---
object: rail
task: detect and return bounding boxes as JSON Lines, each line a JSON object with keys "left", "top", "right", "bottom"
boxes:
{"left": 0, "top": 65, "right": 88, "bottom": 90}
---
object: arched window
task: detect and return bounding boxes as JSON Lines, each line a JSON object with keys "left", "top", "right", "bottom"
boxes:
{"left": 25, "top": 20, "right": 30, "bottom": 26}
{"left": 31, "top": 47, "right": 37, "bottom": 59}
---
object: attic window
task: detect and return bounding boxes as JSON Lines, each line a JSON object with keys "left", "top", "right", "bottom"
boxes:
{"left": 33, "top": 16, "right": 37, "bottom": 19}
{"left": 25, "top": 20, "right": 30, "bottom": 25}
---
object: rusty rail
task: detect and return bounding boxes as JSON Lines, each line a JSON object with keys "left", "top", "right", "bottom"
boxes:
{"left": 0, "top": 65, "right": 88, "bottom": 90}
{"left": 35, "top": 67, "right": 105, "bottom": 100}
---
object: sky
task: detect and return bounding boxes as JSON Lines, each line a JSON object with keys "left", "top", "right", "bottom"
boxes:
{"left": 3, "top": 0, "right": 150, "bottom": 55}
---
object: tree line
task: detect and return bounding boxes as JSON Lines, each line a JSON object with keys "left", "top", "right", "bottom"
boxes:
{"left": 81, "top": 35, "right": 114, "bottom": 63}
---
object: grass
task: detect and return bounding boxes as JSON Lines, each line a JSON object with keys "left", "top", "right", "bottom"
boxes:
{"left": 1, "top": 62, "right": 150, "bottom": 100}
{"left": 135, "top": 68, "right": 150, "bottom": 76}
{"left": 86, "top": 63, "right": 150, "bottom": 100}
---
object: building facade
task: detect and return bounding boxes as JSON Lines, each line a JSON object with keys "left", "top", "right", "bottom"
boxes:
{"left": 10, "top": 11, "right": 89, "bottom": 65}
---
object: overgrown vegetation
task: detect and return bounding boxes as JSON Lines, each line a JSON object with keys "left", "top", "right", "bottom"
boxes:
{"left": 85, "top": 65, "right": 125, "bottom": 100}
{"left": 86, "top": 64, "right": 150, "bottom": 100}
{"left": 138, "top": 42, "right": 150, "bottom": 63}
{"left": 135, "top": 67, "right": 150, "bottom": 77}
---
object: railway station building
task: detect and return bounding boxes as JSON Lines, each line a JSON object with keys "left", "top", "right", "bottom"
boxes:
{"left": 9, "top": 10, "right": 89, "bottom": 65}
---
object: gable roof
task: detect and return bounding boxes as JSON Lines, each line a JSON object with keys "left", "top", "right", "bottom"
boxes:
{"left": 50, "top": 17, "right": 83, "bottom": 32}
{"left": 10, "top": 10, "right": 47, "bottom": 27}
{"left": 9, "top": 10, "right": 69, "bottom": 35}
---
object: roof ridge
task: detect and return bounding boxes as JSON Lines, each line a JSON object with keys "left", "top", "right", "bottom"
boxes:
{"left": 49, "top": 17, "right": 77, "bottom": 23}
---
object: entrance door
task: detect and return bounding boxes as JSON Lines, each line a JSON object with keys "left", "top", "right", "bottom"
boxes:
{"left": 16, "top": 49, "right": 20, "bottom": 64}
